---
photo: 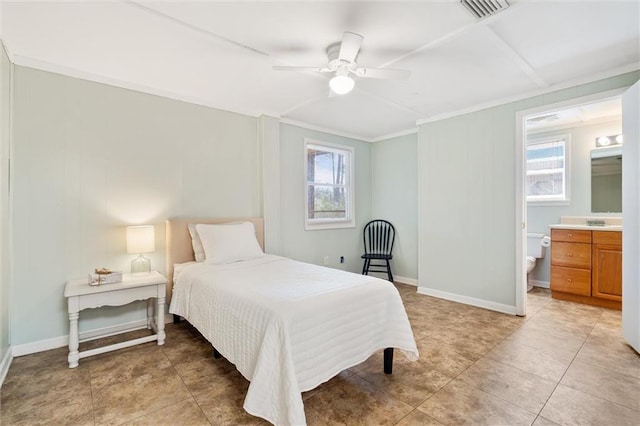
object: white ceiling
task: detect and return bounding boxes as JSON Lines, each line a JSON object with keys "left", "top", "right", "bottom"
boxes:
{"left": 1, "top": 0, "right": 639, "bottom": 141}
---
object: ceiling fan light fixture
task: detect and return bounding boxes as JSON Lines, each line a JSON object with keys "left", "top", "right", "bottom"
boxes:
{"left": 329, "top": 70, "right": 354, "bottom": 95}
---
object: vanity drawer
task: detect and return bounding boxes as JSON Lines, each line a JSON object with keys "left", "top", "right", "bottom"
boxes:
{"left": 551, "top": 266, "right": 591, "bottom": 296}
{"left": 592, "top": 230, "right": 622, "bottom": 246}
{"left": 551, "top": 242, "right": 591, "bottom": 269}
{"left": 551, "top": 229, "right": 592, "bottom": 244}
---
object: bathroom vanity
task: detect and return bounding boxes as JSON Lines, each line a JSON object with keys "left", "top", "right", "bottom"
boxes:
{"left": 549, "top": 224, "right": 622, "bottom": 310}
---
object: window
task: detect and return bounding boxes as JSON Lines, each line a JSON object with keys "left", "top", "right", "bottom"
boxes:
{"left": 304, "top": 139, "right": 354, "bottom": 230}
{"left": 526, "top": 135, "right": 569, "bottom": 203}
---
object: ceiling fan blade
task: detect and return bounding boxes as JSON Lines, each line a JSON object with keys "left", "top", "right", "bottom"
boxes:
{"left": 356, "top": 67, "right": 411, "bottom": 80}
{"left": 272, "top": 66, "right": 331, "bottom": 73}
{"left": 338, "top": 32, "right": 363, "bottom": 63}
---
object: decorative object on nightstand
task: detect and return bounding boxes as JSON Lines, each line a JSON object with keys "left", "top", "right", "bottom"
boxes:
{"left": 88, "top": 267, "right": 123, "bottom": 286}
{"left": 126, "top": 225, "right": 155, "bottom": 273}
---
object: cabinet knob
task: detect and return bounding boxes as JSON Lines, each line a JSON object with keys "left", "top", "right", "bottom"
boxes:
{"left": 567, "top": 278, "right": 573, "bottom": 283}
{"left": 568, "top": 253, "right": 573, "bottom": 257}
{"left": 568, "top": 233, "right": 573, "bottom": 237}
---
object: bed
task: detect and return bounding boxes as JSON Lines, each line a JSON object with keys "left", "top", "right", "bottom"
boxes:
{"left": 166, "top": 217, "right": 418, "bottom": 425}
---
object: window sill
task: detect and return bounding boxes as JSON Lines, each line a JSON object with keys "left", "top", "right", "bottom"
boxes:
{"left": 527, "top": 200, "right": 571, "bottom": 207}
{"left": 305, "top": 220, "right": 355, "bottom": 231}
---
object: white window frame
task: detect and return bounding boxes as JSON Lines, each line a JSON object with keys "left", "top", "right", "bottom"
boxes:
{"left": 526, "top": 134, "right": 571, "bottom": 205}
{"left": 304, "top": 138, "right": 355, "bottom": 230}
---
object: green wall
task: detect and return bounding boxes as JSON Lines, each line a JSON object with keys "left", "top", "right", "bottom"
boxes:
{"left": 278, "top": 123, "right": 371, "bottom": 274}
{"left": 11, "top": 65, "right": 260, "bottom": 345}
{"left": 418, "top": 71, "right": 640, "bottom": 310}
{"left": 6, "top": 58, "right": 639, "bottom": 350}
{"left": 371, "top": 133, "right": 418, "bottom": 281}
{"left": 7, "top": 66, "right": 377, "bottom": 348}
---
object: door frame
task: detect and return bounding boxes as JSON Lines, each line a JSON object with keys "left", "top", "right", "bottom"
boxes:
{"left": 514, "top": 88, "right": 626, "bottom": 316}
{"left": 622, "top": 81, "right": 640, "bottom": 353}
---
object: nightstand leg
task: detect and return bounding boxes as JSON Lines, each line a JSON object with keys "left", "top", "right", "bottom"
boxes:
{"left": 68, "top": 311, "right": 80, "bottom": 368}
{"left": 146, "top": 299, "right": 153, "bottom": 329}
{"left": 157, "top": 296, "right": 165, "bottom": 345}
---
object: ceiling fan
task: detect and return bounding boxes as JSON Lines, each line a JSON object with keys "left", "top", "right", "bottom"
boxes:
{"left": 272, "top": 31, "right": 411, "bottom": 95}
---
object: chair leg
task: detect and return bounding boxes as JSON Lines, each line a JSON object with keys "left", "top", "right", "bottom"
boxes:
{"left": 386, "top": 259, "right": 393, "bottom": 282}
{"left": 362, "top": 259, "right": 369, "bottom": 275}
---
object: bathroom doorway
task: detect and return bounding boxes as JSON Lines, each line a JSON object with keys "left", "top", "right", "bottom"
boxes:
{"left": 515, "top": 88, "right": 626, "bottom": 316}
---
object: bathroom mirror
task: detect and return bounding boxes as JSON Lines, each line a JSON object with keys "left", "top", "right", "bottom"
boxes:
{"left": 591, "top": 147, "right": 622, "bottom": 213}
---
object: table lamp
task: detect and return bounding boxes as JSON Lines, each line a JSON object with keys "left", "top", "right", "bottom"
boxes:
{"left": 126, "top": 225, "right": 155, "bottom": 273}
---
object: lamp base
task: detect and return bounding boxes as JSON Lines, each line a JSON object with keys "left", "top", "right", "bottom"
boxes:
{"left": 131, "top": 254, "right": 151, "bottom": 274}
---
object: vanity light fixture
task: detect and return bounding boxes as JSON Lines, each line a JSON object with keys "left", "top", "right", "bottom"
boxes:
{"left": 596, "top": 134, "right": 623, "bottom": 148}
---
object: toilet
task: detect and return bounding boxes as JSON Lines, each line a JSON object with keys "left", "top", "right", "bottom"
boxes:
{"left": 526, "top": 233, "right": 548, "bottom": 292}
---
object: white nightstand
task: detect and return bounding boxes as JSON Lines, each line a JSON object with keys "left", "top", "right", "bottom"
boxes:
{"left": 64, "top": 271, "right": 167, "bottom": 368}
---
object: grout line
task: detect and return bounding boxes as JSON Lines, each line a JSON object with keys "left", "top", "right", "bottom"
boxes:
{"left": 534, "top": 309, "right": 604, "bottom": 419}
{"left": 88, "top": 366, "right": 97, "bottom": 426}
{"left": 544, "top": 310, "right": 640, "bottom": 414}
{"left": 160, "top": 329, "right": 212, "bottom": 424}
{"left": 405, "top": 291, "right": 565, "bottom": 420}
{"left": 86, "top": 330, "right": 193, "bottom": 425}
{"left": 385, "top": 307, "right": 527, "bottom": 422}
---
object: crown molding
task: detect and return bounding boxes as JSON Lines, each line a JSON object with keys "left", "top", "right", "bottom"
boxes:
{"left": 371, "top": 127, "right": 418, "bottom": 143}
{"left": 10, "top": 54, "right": 637, "bottom": 143}
{"left": 0, "top": 38, "right": 14, "bottom": 62}
{"left": 11, "top": 54, "right": 267, "bottom": 119}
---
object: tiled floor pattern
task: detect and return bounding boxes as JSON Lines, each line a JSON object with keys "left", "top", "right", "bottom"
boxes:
{"left": 1, "top": 286, "right": 639, "bottom": 425}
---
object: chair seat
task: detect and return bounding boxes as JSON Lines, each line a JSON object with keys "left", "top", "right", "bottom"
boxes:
{"left": 361, "top": 253, "right": 393, "bottom": 260}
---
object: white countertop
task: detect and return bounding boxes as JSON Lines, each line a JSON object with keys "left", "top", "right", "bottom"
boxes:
{"left": 549, "top": 224, "right": 622, "bottom": 232}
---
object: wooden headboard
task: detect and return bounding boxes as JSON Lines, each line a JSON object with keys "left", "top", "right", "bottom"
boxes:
{"left": 165, "top": 217, "right": 264, "bottom": 302}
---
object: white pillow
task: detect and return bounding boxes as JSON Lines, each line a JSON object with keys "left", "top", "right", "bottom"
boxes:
{"left": 187, "top": 224, "right": 205, "bottom": 262}
{"left": 188, "top": 221, "right": 245, "bottom": 262}
{"left": 197, "top": 222, "right": 264, "bottom": 265}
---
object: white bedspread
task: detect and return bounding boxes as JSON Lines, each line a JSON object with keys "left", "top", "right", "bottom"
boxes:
{"left": 169, "top": 255, "right": 418, "bottom": 425}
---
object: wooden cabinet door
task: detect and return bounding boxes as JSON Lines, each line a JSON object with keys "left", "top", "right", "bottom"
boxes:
{"left": 592, "top": 244, "right": 622, "bottom": 301}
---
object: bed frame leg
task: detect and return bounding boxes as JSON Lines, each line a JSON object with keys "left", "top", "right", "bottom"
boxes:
{"left": 173, "top": 314, "right": 181, "bottom": 323}
{"left": 213, "top": 347, "right": 222, "bottom": 359}
{"left": 384, "top": 348, "right": 394, "bottom": 374}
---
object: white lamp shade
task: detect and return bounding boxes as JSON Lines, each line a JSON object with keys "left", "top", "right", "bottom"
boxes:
{"left": 126, "top": 225, "right": 155, "bottom": 254}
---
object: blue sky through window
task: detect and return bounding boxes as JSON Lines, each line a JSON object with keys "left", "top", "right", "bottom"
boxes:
{"left": 527, "top": 145, "right": 563, "bottom": 160}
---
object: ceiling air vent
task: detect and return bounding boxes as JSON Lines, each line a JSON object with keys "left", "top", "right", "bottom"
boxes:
{"left": 460, "top": 0, "right": 510, "bottom": 20}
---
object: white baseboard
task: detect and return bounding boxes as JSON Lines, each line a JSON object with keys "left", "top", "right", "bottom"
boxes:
{"left": 529, "top": 279, "right": 550, "bottom": 289}
{"left": 12, "top": 314, "right": 174, "bottom": 357}
{"left": 417, "top": 286, "right": 517, "bottom": 315}
{"left": 394, "top": 276, "right": 418, "bottom": 286}
{"left": 0, "top": 347, "right": 13, "bottom": 388}
{"left": 12, "top": 335, "right": 69, "bottom": 357}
